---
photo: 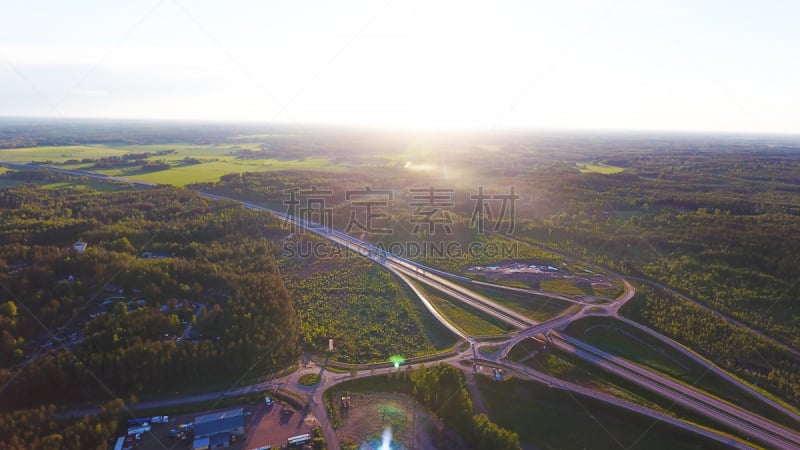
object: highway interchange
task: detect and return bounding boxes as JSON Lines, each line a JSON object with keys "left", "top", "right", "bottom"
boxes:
{"left": 5, "top": 162, "right": 800, "bottom": 449}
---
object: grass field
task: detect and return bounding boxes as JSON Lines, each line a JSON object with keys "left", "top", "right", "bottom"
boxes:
{"left": 539, "top": 277, "right": 593, "bottom": 296}
{"left": 419, "top": 284, "right": 515, "bottom": 336}
{"left": 565, "top": 316, "right": 798, "bottom": 428}
{"left": 1, "top": 143, "right": 345, "bottom": 186}
{"left": 464, "top": 283, "right": 571, "bottom": 321}
{"left": 283, "top": 257, "right": 456, "bottom": 363}
{"left": 0, "top": 144, "right": 134, "bottom": 162}
{"left": 478, "top": 376, "right": 734, "bottom": 450}
{"left": 96, "top": 156, "right": 341, "bottom": 186}
{"left": 400, "top": 282, "right": 459, "bottom": 350}
{"left": 299, "top": 373, "right": 322, "bottom": 386}
{"left": 576, "top": 161, "right": 625, "bottom": 174}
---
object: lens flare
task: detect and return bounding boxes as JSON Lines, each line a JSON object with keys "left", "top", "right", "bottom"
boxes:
{"left": 389, "top": 355, "right": 405, "bottom": 367}
{"left": 379, "top": 426, "right": 392, "bottom": 450}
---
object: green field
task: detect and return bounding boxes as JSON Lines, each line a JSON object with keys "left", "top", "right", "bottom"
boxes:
{"left": 0, "top": 144, "right": 134, "bottom": 162}
{"left": 99, "top": 156, "right": 341, "bottom": 186}
{"left": 576, "top": 161, "right": 625, "bottom": 174}
{"left": 1, "top": 143, "right": 345, "bottom": 186}
{"left": 539, "top": 277, "right": 593, "bottom": 296}
{"left": 299, "top": 373, "right": 322, "bottom": 386}
{"left": 420, "top": 284, "right": 514, "bottom": 336}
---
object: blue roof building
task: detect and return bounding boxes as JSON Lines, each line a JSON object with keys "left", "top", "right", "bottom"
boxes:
{"left": 193, "top": 408, "right": 245, "bottom": 449}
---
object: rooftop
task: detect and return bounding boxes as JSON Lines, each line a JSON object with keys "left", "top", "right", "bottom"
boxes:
{"left": 194, "top": 409, "right": 244, "bottom": 438}
{"left": 195, "top": 408, "right": 243, "bottom": 424}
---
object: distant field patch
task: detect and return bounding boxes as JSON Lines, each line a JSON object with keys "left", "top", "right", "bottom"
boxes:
{"left": 2, "top": 143, "right": 350, "bottom": 186}
{"left": 0, "top": 145, "right": 132, "bottom": 163}
{"left": 539, "top": 278, "right": 592, "bottom": 296}
{"left": 577, "top": 162, "right": 624, "bottom": 174}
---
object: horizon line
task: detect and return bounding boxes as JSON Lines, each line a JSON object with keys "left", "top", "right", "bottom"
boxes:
{"left": 1, "top": 114, "right": 799, "bottom": 139}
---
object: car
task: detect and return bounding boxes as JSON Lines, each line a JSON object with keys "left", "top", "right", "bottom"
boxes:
{"left": 264, "top": 396, "right": 273, "bottom": 406}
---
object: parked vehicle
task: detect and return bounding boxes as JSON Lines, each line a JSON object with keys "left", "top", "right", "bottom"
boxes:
{"left": 127, "top": 423, "right": 151, "bottom": 435}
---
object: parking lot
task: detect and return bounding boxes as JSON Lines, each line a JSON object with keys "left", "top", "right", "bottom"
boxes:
{"left": 129, "top": 397, "right": 314, "bottom": 450}
{"left": 244, "top": 398, "right": 317, "bottom": 449}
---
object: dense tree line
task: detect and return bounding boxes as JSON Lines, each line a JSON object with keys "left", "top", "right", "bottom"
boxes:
{"left": 407, "top": 364, "right": 520, "bottom": 450}
{"left": 621, "top": 284, "right": 800, "bottom": 406}
{"left": 0, "top": 399, "right": 123, "bottom": 450}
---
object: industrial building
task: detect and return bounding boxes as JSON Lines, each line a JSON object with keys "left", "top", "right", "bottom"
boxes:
{"left": 192, "top": 408, "right": 245, "bottom": 450}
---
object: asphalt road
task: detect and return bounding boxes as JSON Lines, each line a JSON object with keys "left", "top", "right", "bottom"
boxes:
{"left": 556, "top": 334, "right": 800, "bottom": 449}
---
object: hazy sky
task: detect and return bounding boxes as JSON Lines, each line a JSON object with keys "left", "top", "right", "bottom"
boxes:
{"left": 1, "top": 0, "right": 799, "bottom": 133}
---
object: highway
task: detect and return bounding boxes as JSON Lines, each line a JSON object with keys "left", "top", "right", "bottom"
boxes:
{"left": 554, "top": 334, "right": 800, "bottom": 449}
{"left": 9, "top": 162, "right": 800, "bottom": 449}
{"left": 496, "top": 360, "right": 758, "bottom": 450}
{"left": 615, "top": 315, "right": 800, "bottom": 425}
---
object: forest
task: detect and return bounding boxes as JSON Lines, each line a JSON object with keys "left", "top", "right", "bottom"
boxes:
{"left": 0, "top": 400, "right": 124, "bottom": 450}
{"left": 0, "top": 184, "right": 301, "bottom": 410}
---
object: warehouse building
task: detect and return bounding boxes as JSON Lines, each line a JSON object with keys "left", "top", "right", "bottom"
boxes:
{"left": 192, "top": 408, "right": 245, "bottom": 450}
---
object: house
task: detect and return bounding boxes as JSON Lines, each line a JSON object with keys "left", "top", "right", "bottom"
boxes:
{"left": 193, "top": 408, "right": 244, "bottom": 449}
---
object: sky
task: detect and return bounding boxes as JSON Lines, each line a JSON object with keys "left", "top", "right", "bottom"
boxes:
{"left": 1, "top": 0, "right": 799, "bottom": 133}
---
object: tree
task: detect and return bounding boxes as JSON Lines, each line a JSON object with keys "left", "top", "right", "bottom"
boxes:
{"left": 112, "top": 237, "right": 135, "bottom": 254}
{"left": 113, "top": 302, "right": 127, "bottom": 317}
{"left": 0, "top": 301, "right": 17, "bottom": 317}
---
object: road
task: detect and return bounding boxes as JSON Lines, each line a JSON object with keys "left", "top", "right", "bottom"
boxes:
{"left": 11, "top": 162, "right": 799, "bottom": 449}
{"left": 615, "top": 315, "right": 800, "bottom": 425}
{"left": 555, "top": 334, "right": 800, "bottom": 449}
